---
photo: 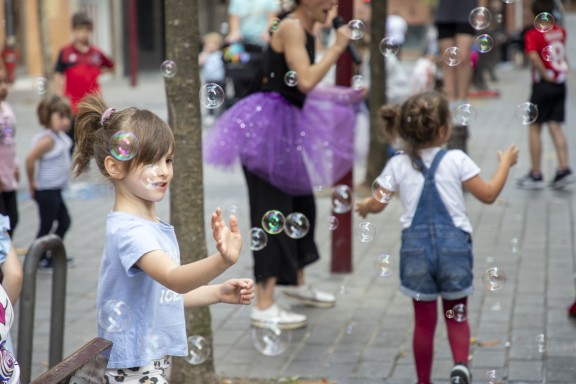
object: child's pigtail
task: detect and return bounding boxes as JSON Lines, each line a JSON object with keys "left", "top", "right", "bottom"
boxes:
{"left": 72, "top": 95, "right": 108, "bottom": 178}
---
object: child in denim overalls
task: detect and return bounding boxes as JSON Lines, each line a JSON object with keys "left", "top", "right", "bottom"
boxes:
{"left": 356, "top": 91, "right": 518, "bottom": 384}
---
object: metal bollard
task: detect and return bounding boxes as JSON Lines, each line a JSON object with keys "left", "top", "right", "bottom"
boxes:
{"left": 17, "top": 234, "right": 68, "bottom": 384}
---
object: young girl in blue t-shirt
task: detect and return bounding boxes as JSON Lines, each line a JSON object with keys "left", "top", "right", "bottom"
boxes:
{"left": 72, "top": 95, "right": 254, "bottom": 383}
{"left": 356, "top": 91, "right": 518, "bottom": 384}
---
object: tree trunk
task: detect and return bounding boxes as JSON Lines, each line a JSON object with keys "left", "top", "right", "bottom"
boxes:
{"left": 363, "top": 0, "right": 388, "bottom": 187}
{"left": 164, "top": 1, "right": 218, "bottom": 383}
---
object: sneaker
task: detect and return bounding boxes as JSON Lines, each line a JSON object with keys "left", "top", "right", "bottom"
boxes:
{"left": 251, "top": 304, "right": 307, "bottom": 330}
{"left": 283, "top": 285, "right": 336, "bottom": 308}
{"left": 517, "top": 172, "right": 545, "bottom": 190}
{"left": 550, "top": 169, "right": 575, "bottom": 190}
{"left": 450, "top": 363, "right": 471, "bottom": 384}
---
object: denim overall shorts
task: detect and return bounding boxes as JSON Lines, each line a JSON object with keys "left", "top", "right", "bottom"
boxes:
{"left": 399, "top": 150, "right": 474, "bottom": 301}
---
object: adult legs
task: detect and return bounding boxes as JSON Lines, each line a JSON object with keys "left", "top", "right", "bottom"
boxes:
{"left": 529, "top": 123, "right": 543, "bottom": 174}
{"left": 439, "top": 33, "right": 474, "bottom": 102}
{"left": 413, "top": 299, "right": 438, "bottom": 384}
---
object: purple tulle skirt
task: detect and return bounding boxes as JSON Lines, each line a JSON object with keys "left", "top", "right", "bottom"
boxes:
{"left": 204, "top": 86, "right": 363, "bottom": 195}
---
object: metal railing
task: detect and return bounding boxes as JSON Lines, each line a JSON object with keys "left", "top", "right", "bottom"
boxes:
{"left": 17, "top": 235, "right": 68, "bottom": 384}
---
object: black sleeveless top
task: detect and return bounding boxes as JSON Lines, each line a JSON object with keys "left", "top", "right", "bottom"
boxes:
{"left": 260, "top": 30, "right": 315, "bottom": 109}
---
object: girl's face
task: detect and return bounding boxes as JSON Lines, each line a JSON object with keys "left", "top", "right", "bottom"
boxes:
{"left": 50, "top": 112, "right": 71, "bottom": 133}
{"left": 123, "top": 153, "right": 174, "bottom": 203}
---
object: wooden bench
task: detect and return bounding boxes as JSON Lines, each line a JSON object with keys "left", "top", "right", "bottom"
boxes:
{"left": 31, "top": 338, "right": 112, "bottom": 384}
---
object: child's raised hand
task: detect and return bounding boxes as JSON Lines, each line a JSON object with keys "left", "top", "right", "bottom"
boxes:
{"left": 211, "top": 208, "right": 242, "bottom": 266}
{"left": 498, "top": 144, "right": 519, "bottom": 168}
{"left": 219, "top": 278, "right": 254, "bottom": 305}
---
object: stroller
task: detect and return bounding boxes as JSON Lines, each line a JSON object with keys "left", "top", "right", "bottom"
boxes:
{"left": 222, "top": 42, "right": 265, "bottom": 109}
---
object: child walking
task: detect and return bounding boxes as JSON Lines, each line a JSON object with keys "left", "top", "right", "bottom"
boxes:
{"left": 72, "top": 95, "right": 254, "bottom": 382}
{"left": 356, "top": 91, "right": 518, "bottom": 384}
{"left": 25, "top": 95, "right": 73, "bottom": 268}
{"left": 0, "top": 75, "right": 19, "bottom": 237}
{"left": 517, "top": 0, "right": 573, "bottom": 189}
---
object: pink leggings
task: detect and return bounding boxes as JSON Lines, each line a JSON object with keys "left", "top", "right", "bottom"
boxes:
{"left": 412, "top": 297, "right": 470, "bottom": 384}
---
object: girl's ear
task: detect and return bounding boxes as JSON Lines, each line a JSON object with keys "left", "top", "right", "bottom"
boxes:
{"left": 104, "top": 155, "right": 126, "bottom": 180}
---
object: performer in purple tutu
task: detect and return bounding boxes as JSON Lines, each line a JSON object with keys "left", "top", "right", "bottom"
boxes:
{"left": 204, "top": 0, "right": 363, "bottom": 329}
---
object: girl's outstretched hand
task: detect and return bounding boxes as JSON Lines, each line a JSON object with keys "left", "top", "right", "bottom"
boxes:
{"left": 498, "top": 144, "right": 519, "bottom": 168}
{"left": 219, "top": 278, "right": 254, "bottom": 305}
{"left": 211, "top": 208, "right": 242, "bottom": 266}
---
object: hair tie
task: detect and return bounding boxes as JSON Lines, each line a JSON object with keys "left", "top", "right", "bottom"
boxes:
{"left": 100, "top": 107, "right": 116, "bottom": 125}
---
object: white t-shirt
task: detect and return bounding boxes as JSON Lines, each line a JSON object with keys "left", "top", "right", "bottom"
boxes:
{"left": 380, "top": 147, "right": 480, "bottom": 232}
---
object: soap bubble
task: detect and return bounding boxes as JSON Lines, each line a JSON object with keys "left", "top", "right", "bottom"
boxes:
{"left": 143, "top": 333, "right": 166, "bottom": 360}
{"left": 515, "top": 102, "right": 538, "bottom": 125}
{"left": 443, "top": 47, "right": 462, "bottom": 67}
{"left": 469, "top": 7, "right": 492, "bottom": 30}
{"left": 445, "top": 303, "right": 467, "bottom": 322}
{"left": 454, "top": 103, "right": 477, "bottom": 126}
{"left": 284, "top": 71, "right": 298, "bottom": 87}
{"left": 502, "top": 0, "right": 516, "bottom": 3}
{"left": 199, "top": 83, "right": 225, "bottom": 109}
{"left": 331, "top": 185, "right": 352, "bottom": 214}
{"left": 535, "top": 333, "right": 547, "bottom": 353}
{"left": 109, "top": 131, "right": 139, "bottom": 161}
{"left": 541, "top": 45, "right": 554, "bottom": 62}
{"left": 372, "top": 175, "right": 396, "bottom": 203}
{"left": 185, "top": 335, "right": 210, "bottom": 365}
{"left": 33, "top": 77, "right": 48, "bottom": 95}
{"left": 284, "top": 212, "right": 310, "bottom": 239}
{"left": 379, "top": 37, "right": 400, "bottom": 57}
{"left": 347, "top": 19, "right": 366, "bottom": 40}
{"left": 482, "top": 267, "right": 507, "bottom": 291}
{"left": 251, "top": 322, "right": 291, "bottom": 356}
{"left": 160, "top": 60, "right": 177, "bottom": 78}
{"left": 351, "top": 75, "right": 366, "bottom": 90}
{"left": 142, "top": 164, "right": 162, "bottom": 190}
{"left": 328, "top": 215, "right": 339, "bottom": 230}
{"left": 226, "top": 204, "right": 240, "bottom": 218}
{"left": 261, "top": 210, "right": 285, "bottom": 235}
{"left": 534, "top": 12, "right": 554, "bottom": 32}
{"left": 98, "top": 300, "right": 132, "bottom": 332}
{"left": 375, "top": 254, "right": 394, "bottom": 277}
{"left": 355, "top": 221, "right": 375, "bottom": 242}
{"left": 250, "top": 227, "right": 268, "bottom": 251}
{"left": 486, "top": 369, "right": 504, "bottom": 384}
{"left": 475, "top": 34, "right": 494, "bottom": 53}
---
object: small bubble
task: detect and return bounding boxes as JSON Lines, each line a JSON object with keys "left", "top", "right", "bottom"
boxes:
{"left": 515, "top": 102, "right": 538, "bottom": 125}
{"left": 141, "top": 164, "right": 162, "bottom": 190}
{"left": 251, "top": 322, "right": 291, "bottom": 356}
{"left": 351, "top": 75, "right": 366, "bottom": 90}
{"left": 250, "top": 227, "right": 268, "bottom": 251}
{"left": 199, "top": 83, "right": 225, "bottom": 109}
{"left": 510, "top": 237, "right": 520, "bottom": 253}
{"left": 160, "top": 60, "right": 177, "bottom": 78}
{"left": 482, "top": 267, "right": 507, "bottom": 291}
{"left": 469, "top": 7, "right": 492, "bottom": 30}
{"left": 261, "top": 210, "right": 285, "bottom": 235}
{"left": 443, "top": 47, "right": 462, "bottom": 67}
{"left": 475, "top": 34, "right": 494, "bottom": 53}
{"left": 331, "top": 185, "right": 352, "bottom": 214}
{"left": 347, "top": 19, "right": 366, "bottom": 40}
{"left": 534, "top": 12, "right": 554, "bottom": 32}
{"left": 536, "top": 333, "right": 547, "bottom": 353}
{"left": 371, "top": 175, "right": 396, "bottom": 203}
{"left": 376, "top": 254, "right": 394, "bottom": 277}
{"left": 379, "top": 37, "right": 400, "bottom": 56}
{"left": 284, "top": 71, "right": 298, "bottom": 87}
{"left": 454, "top": 103, "right": 477, "bottom": 126}
{"left": 33, "top": 77, "right": 48, "bottom": 95}
{"left": 355, "top": 221, "right": 375, "bottom": 242}
{"left": 98, "top": 300, "right": 132, "bottom": 333}
{"left": 446, "top": 303, "right": 467, "bottom": 322}
{"left": 328, "top": 215, "right": 339, "bottom": 230}
{"left": 109, "top": 131, "right": 139, "bottom": 161}
{"left": 541, "top": 45, "right": 554, "bottom": 62}
{"left": 226, "top": 204, "right": 240, "bottom": 218}
{"left": 284, "top": 212, "right": 310, "bottom": 239}
{"left": 185, "top": 335, "right": 210, "bottom": 365}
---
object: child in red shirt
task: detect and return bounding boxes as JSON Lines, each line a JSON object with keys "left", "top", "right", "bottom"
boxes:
{"left": 54, "top": 12, "right": 114, "bottom": 151}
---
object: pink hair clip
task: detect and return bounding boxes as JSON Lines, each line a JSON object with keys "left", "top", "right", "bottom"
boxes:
{"left": 100, "top": 107, "right": 116, "bottom": 125}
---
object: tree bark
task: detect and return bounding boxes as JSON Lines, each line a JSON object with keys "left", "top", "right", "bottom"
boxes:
{"left": 363, "top": 0, "right": 388, "bottom": 187}
{"left": 164, "top": 1, "right": 218, "bottom": 383}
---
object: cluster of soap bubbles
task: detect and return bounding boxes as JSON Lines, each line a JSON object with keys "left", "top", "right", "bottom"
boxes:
{"left": 250, "top": 210, "right": 311, "bottom": 251}
{"left": 251, "top": 322, "right": 291, "bottom": 356}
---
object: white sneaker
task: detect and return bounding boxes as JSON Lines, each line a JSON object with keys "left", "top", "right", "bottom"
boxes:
{"left": 251, "top": 304, "right": 307, "bottom": 330}
{"left": 283, "top": 285, "right": 336, "bottom": 308}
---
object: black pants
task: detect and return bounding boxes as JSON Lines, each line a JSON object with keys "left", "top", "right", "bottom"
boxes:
{"left": 243, "top": 167, "right": 319, "bottom": 285}
{"left": 0, "top": 191, "right": 18, "bottom": 238}
{"left": 34, "top": 189, "right": 71, "bottom": 241}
